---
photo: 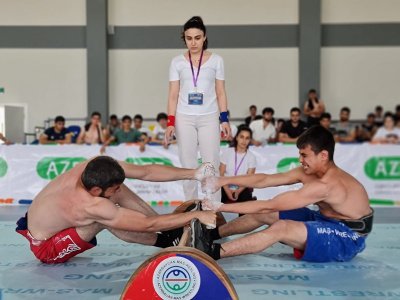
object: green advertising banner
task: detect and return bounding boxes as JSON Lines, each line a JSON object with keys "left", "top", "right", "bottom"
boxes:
{"left": 0, "top": 157, "right": 7, "bottom": 177}
{"left": 364, "top": 156, "right": 400, "bottom": 180}
{"left": 277, "top": 157, "right": 300, "bottom": 173}
{"left": 37, "top": 157, "right": 87, "bottom": 180}
{"left": 125, "top": 157, "right": 174, "bottom": 166}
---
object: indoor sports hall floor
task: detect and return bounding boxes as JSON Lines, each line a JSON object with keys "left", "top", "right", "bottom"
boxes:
{"left": 0, "top": 206, "right": 399, "bottom": 300}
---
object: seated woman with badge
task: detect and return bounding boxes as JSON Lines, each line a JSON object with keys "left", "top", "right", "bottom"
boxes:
{"left": 220, "top": 125, "right": 256, "bottom": 215}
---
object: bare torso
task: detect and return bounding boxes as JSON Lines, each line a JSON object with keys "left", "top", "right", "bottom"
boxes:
{"left": 27, "top": 162, "right": 98, "bottom": 240}
{"left": 300, "top": 165, "right": 371, "bottom": 220}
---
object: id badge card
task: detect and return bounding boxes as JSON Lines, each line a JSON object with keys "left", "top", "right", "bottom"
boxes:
{"left": 188, "top": 91, "right": 204, "bottom": 105}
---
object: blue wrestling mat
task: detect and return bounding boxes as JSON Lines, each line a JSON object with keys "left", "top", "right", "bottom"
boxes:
{"left": 0, "top": 207, "right": 399, "bottom": 300}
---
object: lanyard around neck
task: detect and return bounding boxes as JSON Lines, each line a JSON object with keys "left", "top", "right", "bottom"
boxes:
{"left": 188, "top": 50, "right": 204, "bottom": 88}
{"left": 234, "top": 151, "right": 247, "bottom": 176}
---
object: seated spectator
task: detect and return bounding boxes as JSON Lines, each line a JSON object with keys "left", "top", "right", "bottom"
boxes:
{"left": 395, "top": 104, "right": 400, "bottom": 127}
{"left": 319, "top": 112, "right": 336, "bottom": 134}
{"left": 106, "top": 114, "right": 120, "bottom": 136}
{"left": 358, "top": 113, "right": 378, "bottom": 142}
{"left": 372, "top": 113, "right": 400, "bottom": 144}
{"left": 332, "top": 107, "right": 357, "bottom": 143}
{"left": 0, "top": 132, "right": 11, "bottom": 145}
{"left": 303, "top": 89, "right": 325, "bottom": 127}
{"left": 249, "top": 107, "right": 276, "bottom": 146}
{"left": 77, "top": 111, "right": 107, "bottom": 145}
{"left": 101, "top": 115, "right": 146, "bottom": 153}
{"left": 133, "top": 114, "right": 152, "bottom": 136}
{"left": 374, "top": 105, "right": 384, "bottom": 127}
{"left": 274, "top": 118, "right": 285, "bottom": 141}
{"left": 220, "top": 125, "right": 256, "bottom": 213}
{"left": 39, "top": 116, "right": 72, "bottom": 145}
{"left": 278, "top": 107, "right": 307, "bottom": 143}
{"left": 152, "top": 112, "right": 176, "bottom": 148}
{"left": 221, "top": 111, "right": 237, "bottom": 143}
{"left": 244, "top": 105, "right": 262, "bottom": 126}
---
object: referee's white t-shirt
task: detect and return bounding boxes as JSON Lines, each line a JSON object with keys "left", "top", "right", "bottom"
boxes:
{"left": 169, "top": 53, "right": 225, "bottom": 116}
{"left": 220, "top": 147, "right": 257, "bottom": 176}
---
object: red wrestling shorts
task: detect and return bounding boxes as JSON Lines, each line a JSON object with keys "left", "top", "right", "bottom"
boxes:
{"left": 16, "top": 214, "right": 97, "bottom": 264}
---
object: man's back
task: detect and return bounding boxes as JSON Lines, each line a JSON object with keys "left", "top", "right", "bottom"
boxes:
{"left": 27, "top": 162, "right": 93, "bottom": 240}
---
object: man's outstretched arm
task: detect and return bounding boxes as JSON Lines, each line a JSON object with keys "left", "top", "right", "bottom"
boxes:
{"left": 119, "top": 161, "right": 214, "bottom": 182}
{"left": 204, "top": 180, "right": 328, "bottom": 214}
{"left": 87, "top": 198, "right": 217, "bottom": 232}
{"left": 204, "top": 167, "right": 304, "bottom": 193}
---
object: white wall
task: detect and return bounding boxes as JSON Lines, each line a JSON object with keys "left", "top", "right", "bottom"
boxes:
{"left": 321, "top": 47, "right": 400, "bottom": 119}
{"left": 0, "top": 0, "right": 85, "bottom": 25}
{"left": 108, "top": 0, "right": 298, "bottom": 25}
{"left": 322, "top": 0, "right": 400, "bottom": 24}
{"left": 109, "top": 48, "right": 298, "bottom": 120}
{"left": 1, "top": 0, "right": 399, "bottom": 133}
{"left": 0, "top": 49, "right": 87, "bottom": 131}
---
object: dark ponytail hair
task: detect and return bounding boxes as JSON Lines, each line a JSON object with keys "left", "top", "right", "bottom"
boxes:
{"left": 181, "top": 16, "right": 208, "bottom": 50}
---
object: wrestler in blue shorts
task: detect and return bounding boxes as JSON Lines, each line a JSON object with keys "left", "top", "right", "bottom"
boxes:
{"left": 280, "top": 207, "right": 372, "bottom": 262}
{"left": 200, "top": 126, "right": 374, "bottom": 262}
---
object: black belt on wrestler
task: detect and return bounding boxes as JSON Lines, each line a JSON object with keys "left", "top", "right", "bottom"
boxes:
{"left": 339, "top": 208, "right": 374, "bottom": 235}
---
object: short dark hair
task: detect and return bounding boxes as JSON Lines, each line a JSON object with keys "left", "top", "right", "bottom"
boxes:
{"left": 110, "top": 114, "right": 118, "bottom": 120}
{"left": 341, "top": 107, "right": 351, "bottom": 114}
{"left": 134, "top": 114, "right": 143, "bottom": 121}
{"left": 320, "top": 112, "right": 331, "bottom": 120}
{"left": 290, "top": 107, "right": 301, "bottom": 114}
{"left": 367, "top": 113, "right": 375, "bottom": 118}
{"left": 296, "top": 125, "right": 335, "bottom": 161}
{"left": 375, "top": 105, "right": 383, "bottom": 111}
{"left": 262, "top": 107, "right": 275, "bottom": 115}
{"left": 91, "top": 111, "right": 101, "bottom": 118}
{"left": 54, "top": 116, "right": 65, "bottom": 123}
{"left": 122, "top": 115, "right": 132, "bottom": 122}
{"left": 384, "top": 112, "right": 395, "bottom": 120}
{"left": 249, "top": 105, "right": 257, "bottom": 110}
{"left": 81, "top": 156, "right": 125, "bottom": 191}
{"left": 157, "top": 112, "right": 168, "bottom": 122}
{"left": 308, "top": 89, "right": 317, "bottom": 94}
{"left": 181, "top": 16, "right": 208, "bottom": 50}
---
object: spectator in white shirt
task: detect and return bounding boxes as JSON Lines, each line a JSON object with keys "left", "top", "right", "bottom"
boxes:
{"left": 152, "top": 112, "right": 176, "bottom": 148}
{"left": 249, "top": 107, "right": 276, "bottom": 146}
{"left": 372, "top": 113, "right": 400, "bottom": 144}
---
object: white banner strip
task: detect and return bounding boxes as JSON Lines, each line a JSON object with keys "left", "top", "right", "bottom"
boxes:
{"left": 0, "top": 144, "right": 399, "bottom": 206}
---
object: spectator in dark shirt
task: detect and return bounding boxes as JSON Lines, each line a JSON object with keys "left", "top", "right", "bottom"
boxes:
{"left": 244, "top": 105, "right": 262, "bottom": 126}
{"left": 39, "top": 116, "right": 72, "bottom": 144}
{"left": 319, "top": 112, "right": 336, "bottom": 134}
{"left": 358, "top": 113, "right": 378, "bottom": 142}
{"left": 106, "top": 114, "right": 120, "bottom": 137}
{"left": 278, "top": 107, "right": 307, "bottom": 143}
{"left": 374, "top": 105, "right": 384, "bottom": 127}
{"left": 303, "top": 89, "right": 325, "bottom": 127}
{"left": 101, "top": 115, "right": 145, "bottom": 154}
{"left": 395, "top": 104, "right": 400, "bottom": 127}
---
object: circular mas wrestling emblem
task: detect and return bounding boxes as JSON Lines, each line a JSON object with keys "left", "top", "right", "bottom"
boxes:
{"left": 153, "top": 256, "right": 201, "bottom": 299}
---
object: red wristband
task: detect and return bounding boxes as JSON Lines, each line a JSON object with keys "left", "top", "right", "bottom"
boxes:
{"left": 167, "top": 115, "right": 175, "bottom": 127}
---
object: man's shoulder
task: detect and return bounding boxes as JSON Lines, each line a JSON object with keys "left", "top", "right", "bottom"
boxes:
{"left": 249, "top": 119, "right": 262, "bottom": 129}
{"left": 44, "top": 127, "right": 55, "bottom": 134}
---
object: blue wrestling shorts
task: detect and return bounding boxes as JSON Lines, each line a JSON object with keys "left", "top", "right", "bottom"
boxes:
{"left": 279, "top": 208, "right": 367, "bottom": 262}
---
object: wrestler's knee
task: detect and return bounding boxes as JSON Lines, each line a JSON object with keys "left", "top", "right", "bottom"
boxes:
{"left": 268, "top": 219, "right": 291, "bottom": 237}
{"left": 76, "top": 222, "right": 104, "bottom": 241}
